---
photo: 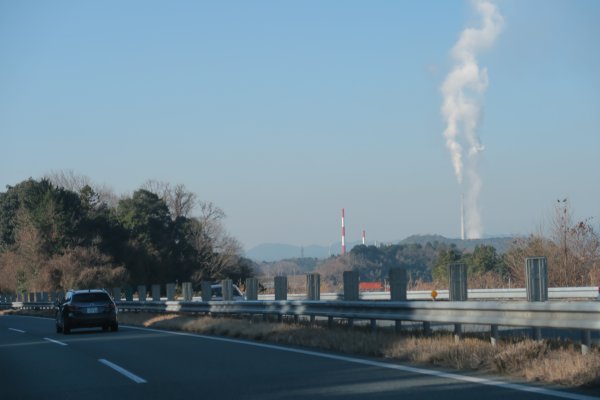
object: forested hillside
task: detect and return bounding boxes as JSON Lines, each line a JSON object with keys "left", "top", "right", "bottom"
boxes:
{"left": 0, "top": 177, "right": 255, "bottom": 294}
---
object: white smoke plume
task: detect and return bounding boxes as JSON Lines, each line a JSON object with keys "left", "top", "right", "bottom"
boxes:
{"left": 441, "top": 0, "right": 503, "bottom": 239}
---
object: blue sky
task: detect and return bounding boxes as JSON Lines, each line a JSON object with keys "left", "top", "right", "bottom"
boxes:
{"left": 2, "top": 0, "right": 599, "bottom": 250}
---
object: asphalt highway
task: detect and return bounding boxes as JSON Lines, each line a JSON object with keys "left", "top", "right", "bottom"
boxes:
{"left": 1, "top": 315, "right": 598, "bottom": 400}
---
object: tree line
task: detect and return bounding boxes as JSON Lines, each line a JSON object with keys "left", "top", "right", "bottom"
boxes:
{"left": 0, "top": 175, "right": 255, "bottom": 294}
{"left": 278, "top": 200, "right": 599, "bottom": 292}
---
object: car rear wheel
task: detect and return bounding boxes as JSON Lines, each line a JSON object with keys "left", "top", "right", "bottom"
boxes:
{"left": 111, "top": 322, "right": 119, "bottom": 332}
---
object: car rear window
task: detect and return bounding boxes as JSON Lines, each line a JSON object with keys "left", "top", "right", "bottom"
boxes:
{"left": 72, "top": 293, "right": 111, "bottom": 303}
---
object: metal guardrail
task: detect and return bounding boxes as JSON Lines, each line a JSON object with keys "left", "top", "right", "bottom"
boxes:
{"left": 258, "top": 286, "right": 600, "bottom": 301}
{"left": 115, "top": 299, "right": 600, "bottom": 330}
{"left": 7, "top": 298, "right": 600, "bottom": 331}
{"left": 3, "top": 298, "right": 599, "bottom": 352}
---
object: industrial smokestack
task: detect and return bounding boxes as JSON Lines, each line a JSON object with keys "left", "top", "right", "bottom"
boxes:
{"left": 441, "top": 0, "right": 504, "bottom": 239}
{"left": 362, "top": 229, "right": 366, "bottom": 245}
{"left": 341, "top": 208, "right": 346, "bottom": 255}
{"left": 460, "top": 194, "right": 465, "bottom": 240}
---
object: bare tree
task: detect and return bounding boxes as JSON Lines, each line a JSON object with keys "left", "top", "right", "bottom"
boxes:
{"left": 504, "top": 200, "right": 600, "bottom": 287}
{"left": 186, "top": 201, "right": 245, "bottom": 281}
{"left": 141, "top": 180, "right": 197, "bottom": 219}
{"left": 46, "top": 169, "right": 117, "bottom": 208}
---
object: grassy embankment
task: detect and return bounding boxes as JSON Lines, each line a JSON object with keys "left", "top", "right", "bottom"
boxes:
{"left": 3, "top": 309, "right": 599, "bottom": 388}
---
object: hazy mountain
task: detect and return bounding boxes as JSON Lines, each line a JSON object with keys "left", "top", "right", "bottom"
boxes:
{"left": 245, "top": 243, "right": 330, "bottom": 262}
{"left": 245, "top": 235, "right": 516, "bottom": 262}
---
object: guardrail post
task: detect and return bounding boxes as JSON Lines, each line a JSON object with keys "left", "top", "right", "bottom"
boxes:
{"left": 389, "top": 268, "right": 408, "bottom": 301}
{"left": 449, "top": 263, "right": 467, "bottom": 341}
{"left": 245, "top": 278, "right": 258, "bottom": 301}
{"left": 201, "top": 281, "right": 212, "bottom": 301}
{"left": 182, "top": 282, "right": 193, "bottom": 301}
{"left": 113, "top": 287, "right": 121, "bottom": 301}
{"left": 370, "top": 319, "right": 377, "bottom": 332}
{"left": 306, "top": 274, "right": 320, "bottom": 324}
{"left": 490, "top": 324, "right": 499, "bottom": 346}
{"left": 526, "top": 257, "right": 548, "bottom": 302}
{"left": 343, "top": 271, "right": 359, "bottom": 301}
{"left": 389, "top": 268, "right": 408, "bottom": 332}
{"left": 581, "top": 330, "right": 592, "bottom": 355}
{"left": 306, "top": 273, "right": 321, "bottom": 301}
{"left": 166, "top": 283, "right": 176, "bottom": 301}
{"left": 423, "top": 321, "right": 431, "bottom": 336}
{"left": 222, "top": 279, "right": 233, "bottom": 301}
{"left": 526, "top": 257, "right": 547, "bottom": 341}
{"left": 395, "top": 320, "right": 402, "bottom": 333}
{"left": 125, "top": 287, "right": 133, "bottom": 301}
{"left": 137, "top": 285, "right": 147, "bottom": 301}
{"left": 448, "top": 263, "right": 468, "bottom": 301}
{"left": 274, "top": 276, "right": 288, "bottom": 301}
{"left": 152, "top": 284, "right": 161, "bottom": 301}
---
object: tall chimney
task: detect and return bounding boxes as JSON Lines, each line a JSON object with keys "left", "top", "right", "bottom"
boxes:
{"left": 460, "top": 194, "right": 465, "bottom": 240}
{"left": 341, "top": 208, "right": 346, "bottom": 255}
{"left": 362, "top": 229, "right": 365, "bottom": 245}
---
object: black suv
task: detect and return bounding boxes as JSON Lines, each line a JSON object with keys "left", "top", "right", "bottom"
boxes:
{"left": 55, "top": 289, "right": 119, "bottom": 334}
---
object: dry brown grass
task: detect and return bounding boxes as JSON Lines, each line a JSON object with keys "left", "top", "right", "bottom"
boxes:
{"left": 117, "top": 312, "right": 600, "bottom": 388}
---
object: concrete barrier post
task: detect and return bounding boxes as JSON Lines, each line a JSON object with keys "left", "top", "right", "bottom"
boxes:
{"left": 306, "top": 273, "right": 321, "bottom": 301}
{"left": 125, "top": 287, "right": 133, "bottom": 301}
{"left": 389, "top": 268, "right": 408, "bottom": 301}
{"left": 201, "top": 281, "right": 212, "bottom": 301}
{"left": 137, "top": 285, "right": 147, "bottom": 301}
{"left": 222, "top": 279, "right": 233, "bottom": 301}
{"left": 182, "top": 282, "right": 192, "bottom": 301}
{"left": 245, "top": 278, "right": 258, "bottom": 301}
{"left": 113, "top": 287, "right": 121, "bottom": 301}
{"left": 274, "top": 276, "right": 288, "bottom": 301}
{"left": 526, "top": 257, "right": 548, "bottom": 302}
{"left": 448, "top": 263, "right": 468, "bottom": 301}
{"left": 166, "top": 283, "right": 176, "bottom": 301}
{"left": 151, "top": 284, "right": 161, "bottom": 301}
{"left": 343, "top": 271, "right": 359, "bottom": 301}
{"left": 448, "top": 263, "right": 467, "bottom": 341}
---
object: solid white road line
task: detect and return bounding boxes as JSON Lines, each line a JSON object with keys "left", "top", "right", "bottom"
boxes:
{"left": 123, "top": 325, "right": 600, "bottom": 400}
{"left": 8, "top": 328, "right": 26, "bottom": 333}
{"left": 43, "top": 337, "right": 68, "bottom": 346}
{"left": 98, "top": 359, "right": 147, "bottom": 384}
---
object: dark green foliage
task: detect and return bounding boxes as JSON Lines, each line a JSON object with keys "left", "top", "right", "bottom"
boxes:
{"left": 348, "top": 241, "right": 506, "bottom": 285}
{"left": 0, "top": 178, "right": 252, "bottom": 293}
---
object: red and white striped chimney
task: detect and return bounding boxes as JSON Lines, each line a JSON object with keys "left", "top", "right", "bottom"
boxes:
{"left": 341, "top": 208, "right": 346, "bottom": 255}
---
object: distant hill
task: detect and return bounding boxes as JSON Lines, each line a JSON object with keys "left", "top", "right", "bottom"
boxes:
{"left": 245, "top": 243, "right": 330, "bottom": 262}
{"left": 399, "top": 234, "right": 515, "bottom": 253}
{"left": 245, "top": 235, "right": 516, "bottom": 262}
